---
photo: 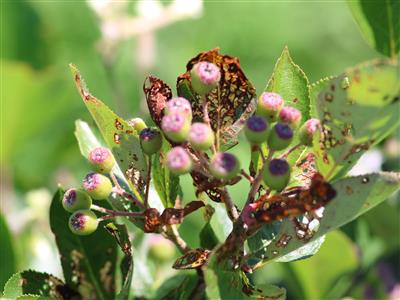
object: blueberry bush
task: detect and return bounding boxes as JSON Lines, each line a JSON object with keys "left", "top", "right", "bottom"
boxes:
{"left": 2, "top": 1, "right": 399, "bottom": 299}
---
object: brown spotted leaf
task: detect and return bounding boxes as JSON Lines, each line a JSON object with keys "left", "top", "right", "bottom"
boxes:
{"left": 310, "top": 59, "right": 400, "bottom": 179}
{"left": 70, "top": 64, "right": 147, "bottom": 201}
{"left": 143, "top": 75, "right": 173, "bottom": 127}
{"left": 177, "top": 48, "right": 256, "bottom": 150}
{"left": 159, "top": 201, "right": 205, "bottom": 225}
{"left": 49, "top": 189, "right": 117, "bottom": 300}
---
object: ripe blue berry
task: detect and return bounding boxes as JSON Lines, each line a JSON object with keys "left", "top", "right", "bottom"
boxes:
{"left": 209, "top": 152, "right": 240, "bottom": 180}
{"left": 88, "top": 147, "right": 115, "bottom": 174}
{"left": 279, "top": 106, "right": 302, "bottom": 128}
{"left": 268, "top": 123, "right": 293, "bottom": 151}
{"left": 140, "top": 127, "right": 163, "bottom": 155}
{"left": 165, "top": 97, "right": 192, "bottom": 121}
{"left": 244, "top": 116, "right": 269, "bottom": 144}
{"left": 82, "top": 173, "right": 113, "bottom": 200}
{"left": 62, "top": 188, "right": 92, "bottom": 213}
{"left": 299, "top": 118, "right": 320, "bottom": 146}
{"left": 68, "top": 209, "right": 98, "bottom": 235}
{"left": 188, "top": 122, "right": 214, "bottom": 151}
{"left": 263, "top": 159, "right": 291, "bottom": 191}
{"left": 166, "top": 146, "right": 192, "bottom": 175}
{"left": 190, "top": 62, "right": 221, "bottom": 95}
{"left": 257, "top": 92, "right": 284, "bottom": 122}
{"left": 161, "top": 113, "right": 191, "bottom": 142}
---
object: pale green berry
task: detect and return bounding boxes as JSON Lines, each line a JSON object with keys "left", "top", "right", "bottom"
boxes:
{"left": 62, "top": 188, "right": 92, "bottom": 213}
{"left": 268, "top": 123, "right": 293, "bottom": 151}
{"left": 209, "top": 152, "right": 240, "bottom": 180}
{"left": 82, "top": 173, "right": 112, "bottom": 200}
{"left": 188, "top": 122, "right": 214, "bottom": 151}
{"left": 68, "top": 209, "right": 98, "bottom": 236}
{"left": 140, "top": 127, "right": 163, "bottom": 155}
{"left": 190, "top": 61, "right": 221, "bottom": 95}
{"left": 299, "top": 118, "right": 320, "bottom": 146}
{"left": 244, "top": 116, "right": 269, "bottom": 145}
{"left": 88, "top": 147, "right": 115, "bottom": 174}
{"left": 263, "top": 159, "right": 291, "bottom": 191}
{"left": 148, "top": 235, "right": 175, "bottom": 262}
{"left": 128, "top": 118, "right": 147, "bottom": 132}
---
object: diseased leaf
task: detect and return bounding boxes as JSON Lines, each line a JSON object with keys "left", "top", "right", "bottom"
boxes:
{"left": 70, "top": 64, "right": 147, "bottom": 201}
{"left": 2, "top": 270, "right": 79, "bottom": 299}
{"left": 49, "top": 189, "right": 117, "bottom": 300}
{"left": 177, "top": 48, "right": 256, "bottom": 150}
{"left": 104, "top": 223, "right": 133, "bottom": 300}
{"left": 310, "top": 60, "right": 400, "bottom": 179}
{"left": 0, "top": 213, "right": 16, "bottom": 291}
{"left": 347, "top": 0, "right": 400, "bottom": 58}
{"left": 152, "top": 141, "right": 181, "bottom": 208}
{"left": 249, "top": 172, "right": 400, "bottom": 266}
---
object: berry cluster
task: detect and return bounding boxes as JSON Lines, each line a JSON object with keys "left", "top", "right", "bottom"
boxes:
{"left": 62, "top": 147, "right": 115, "bottom": 235}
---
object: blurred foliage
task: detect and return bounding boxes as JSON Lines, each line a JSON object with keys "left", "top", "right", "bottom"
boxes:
{"left": 1, "top": 1, "right": 399, "bottom": 299}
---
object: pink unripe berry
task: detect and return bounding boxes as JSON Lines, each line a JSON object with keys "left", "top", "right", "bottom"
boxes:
{"left": 166, "top": 146, "right": 192, "bottom": 175}
{"left": 279, "top": 107, "right": 302, "bottom": 128}
{"left": 83, "top": 173, "right": 113, "bottom": 200}
{"left": 188, "top": 122, "right": 214, "bottom": 151}
{"left": 190, "top": 61, "right": 221, "bottom": 95}
{"left": 68, "top": 209, "right": 98, "bottom": 235}
{"left": 62, "top": 188, "right": 92, "bottom": 213}
{"left": 263, "top": 159, "right": 291, "bottom": 191}
{"left": 209, "top": 152, "right": 240, "bottom": 180}
{"left": 165, "top": 97, "right": 192, "bottom": 121}
{"left": 88, "top": 147, "right": 115, "bottom": 174}
{"left": 257, "top": 92, "right": 284, "bottom": 122}
{"left": 299, "top": 118, "right": 321, "bottom": 146}
{"left": 140, "top": 127, "right": 163, "bottom": 155}
{"left": 244, "top": 116, "right": 269, "bottom": 144}
{"left": 161, "top": 113, "right": 190, "bottom": 142}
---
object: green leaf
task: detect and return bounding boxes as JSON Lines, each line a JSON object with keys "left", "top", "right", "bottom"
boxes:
{"left": 104, "top": 223, "right": 133, "bottom": 300}
{"left": 266, "top": 46, "right": 310, "bottom": 121}
{"left": 310, "top": 60, "right": 400, "bottom": 179}
{"left": 2, "top": 270, "right": 79, "bottom": 299}
{"left": 199, "top": 206, "right": 220, "bottom": 249}
{"left": 290, "top": 230, "right": 358, "bottom": 300}
{"left": 49, "top": 189, "right": 117, "bottom": 300}
{"left": 152, "top": 141, "right": 181, "bottom": 208}
{"left": 347, "top": 0, "right": 400, "bottom": 58}
{"left": 153, "top": 273, "right": 198, "bottom": 300}
{"left": 70, "top": 64, "right": 147, "bottom": 201}
{"left": 0, "top": 213, "right": 16, "bottom": 291}
{"left": 249, "top": 172, "right": 400, "bottom": 266}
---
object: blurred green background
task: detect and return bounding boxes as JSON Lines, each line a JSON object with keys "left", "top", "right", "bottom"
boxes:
{"left": 1, "top": 1, "right": 399, "bottom": 299}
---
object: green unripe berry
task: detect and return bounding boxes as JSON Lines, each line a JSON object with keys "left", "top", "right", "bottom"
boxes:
{"left": 68, "top": 209, "right": 98, "bottom": 236}
{"left": 190, "top": 61, "right": 221, "bottom": 95}
{"left": 161, "top": 113, "right": 190, "bottom": 142}
{"left": 128, "top": 118, "right": 147, "bottom": 132}
{"left": 209, "top": 152, "right": 240, "bottom": 180}
{"left": 88, "top": 147, "right": 115, "bottom": 174}
{"left": 62, "top": 188, "right": 92, "bottom": 213}
{"left": 82, "top": 173, "right": 113, "bottom": 200}
{"left": 244, "top": 116, "right": 269, "bottom": 144}
{"left": 140, "top": 127, "right": 163, "bottom": 155}
{"left": 299, "top": 118, "right": 320, "bottom": 146}
{"left": 188, "top": 122, "right": 214, "bottom": 151}
{"left": 148, "top": 235, "right": 175, "bottom": 262}
{"left": 256, "top": 92, "right": 284, "bottom": 122}
{"left": 268, "top": 123, "right": 293, "bottom": 151}
{"left": 166, "top": 146, "right": 192, "bottom": 175}
{"left": 263, "top": 159, "right": 291, "bottom": 191}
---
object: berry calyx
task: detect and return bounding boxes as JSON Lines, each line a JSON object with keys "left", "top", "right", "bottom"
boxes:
{"left": 299, "top": 118, "right": 320, "bottom": 146}
{"left": 128, "top": 118, "right": 147, "bottom": 133}
{"left": 263, "top": 159, "right": 291, "bottom": 191}
{"left": 62, "top": 188, "right": 92, "bottom": 213}
{"left": 88, "top": 147, "right": 115, "bottom": 174}
{"left": 161, "top": 113, "right": 190, "bottom": 143}
{"left": 140, "top": 127, "right": 163, "bottom": 155}
{"left": 268, "top": 123, "right": 293, "bottom": 151}
{"left": 257, "top": 92, "right": 284, "bottom": 122}
{"left": 209, "top": 152, "right": 240, "bottom": 180}
{"left": 188, "top": 122, "right": 214, "bottom": 151}
{"left": 244, "top": 116, "right": 269, "bottom": 144}
{"left": 82, "top": 173, "right": 113, "bottom": 200}
{"left": 166, "top": 146, "right": 192, "bottom": 175}
{"left": 165, "top": 97, "right": 192, "bottom": 121}
{"left": 279, "top": 106, "right": 302, "bottom": 128}
{"left": 68, "top": 209, "right": 98, "bottom": 235}
{"left": 190, "top": 61, "right": 221, "bottom": 95}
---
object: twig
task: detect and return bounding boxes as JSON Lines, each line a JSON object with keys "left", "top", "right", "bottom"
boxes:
{"left": 222, "top": 187, "right": 239, "bottom": 221}
{"left": 164, "top": 225, "right": 189, "bottom": 253}
{"left": 144, "top": 156, "right": 152, "bottom": 208}
{"left": 216, "top": 85, "right": 221, "bottom": 152}
{"left": 112, "top": 187, "right": 146, "bottom": 210}
{"left": 92, "top": 204, "right": 145, "bottom": 221}
{"left": 280, "top": 143, "right": 301, "bottom": 159}
{"left": 202, "top": 95, "right": 217, "bottom": 154}
{"left": 240, "top": 169, "right": 254, "bottom": 183}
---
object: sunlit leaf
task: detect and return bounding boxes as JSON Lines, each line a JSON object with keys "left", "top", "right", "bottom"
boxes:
{"left": 0, "top": 213, "right": 16, "bottom": 291}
